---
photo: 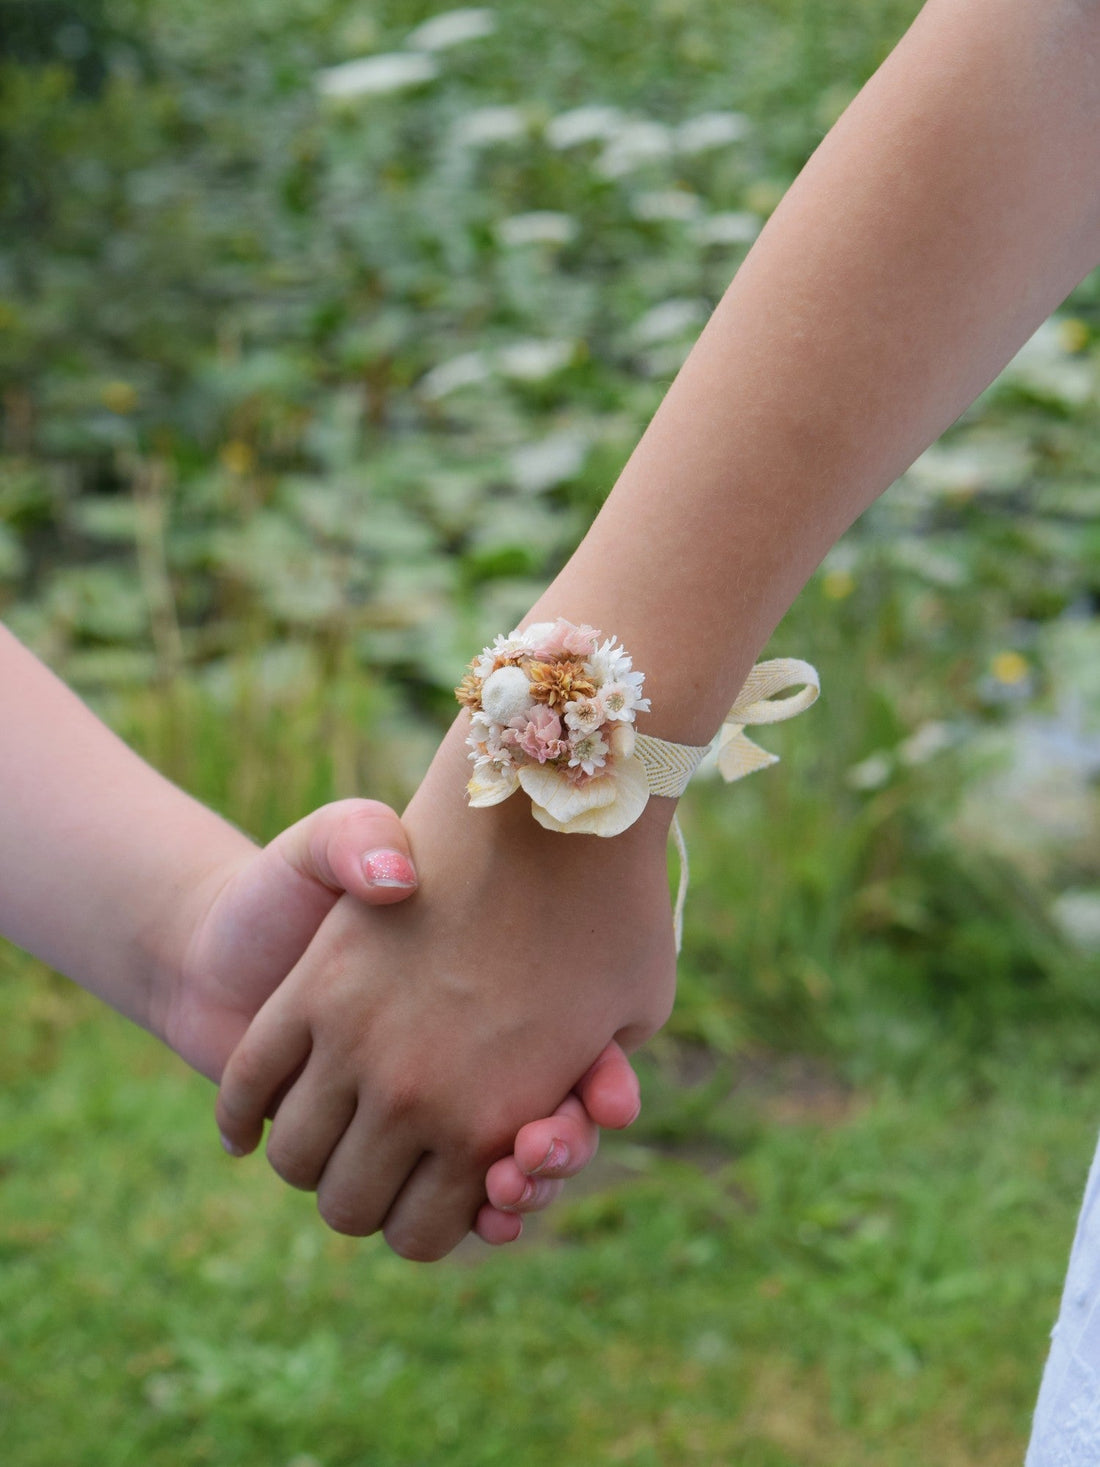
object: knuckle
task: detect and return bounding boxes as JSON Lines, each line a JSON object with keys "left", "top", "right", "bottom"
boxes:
{"left": 265, "top": 1137, "right": 318, "bottom": 1192}
{"left": 382, "top": 1222, "right": 452, "bottom": 1264}
{"left": 376, "top": 1072, "right": 425, "bottom": 1127}
{"left": 317, "top": 1191, "right": 378, "bottom": 1238}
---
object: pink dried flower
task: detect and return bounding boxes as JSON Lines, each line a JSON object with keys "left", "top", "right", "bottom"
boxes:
{"left": 528, "top": 618, "right": 601, "bottom": 660}
{"left": 509, "top": 705, "right": 567, "bottom": 764}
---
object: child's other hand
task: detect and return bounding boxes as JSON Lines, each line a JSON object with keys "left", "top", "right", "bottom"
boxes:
{"left": 476, "top": 1044, "right": 641, "bottom": 1245}
{"left": 163, "top": 798, "right": 420, "bottom": 1084}
{"left": 163, "top": 796, "right": 637, "bottom": 1247}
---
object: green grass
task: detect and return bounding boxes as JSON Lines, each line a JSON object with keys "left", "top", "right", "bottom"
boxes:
{"left": 2, "top": 955, "right": 1094, "bottom": 1467}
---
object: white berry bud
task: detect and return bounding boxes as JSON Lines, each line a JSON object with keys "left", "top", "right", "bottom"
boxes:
{"left": 481, "top": 665, "right": 533, "bottom": 723}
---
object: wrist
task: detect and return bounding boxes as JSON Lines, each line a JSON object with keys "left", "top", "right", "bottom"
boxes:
{"left": 408, "top": 715, "right": 676, "bottom": 865}
{"left": 141, "top": 825, "right": 256, "bottom": 1054}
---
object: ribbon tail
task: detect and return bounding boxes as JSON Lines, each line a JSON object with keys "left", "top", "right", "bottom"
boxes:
{"left": 670, "top": 813, "right": 689, "bottom": 954}
{"left": 716, "top": 726, "right": 781, "bottom": 783}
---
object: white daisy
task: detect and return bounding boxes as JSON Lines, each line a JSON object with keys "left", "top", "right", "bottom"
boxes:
{"left": 568, "top": 730, "right": 609, "bottom": 776}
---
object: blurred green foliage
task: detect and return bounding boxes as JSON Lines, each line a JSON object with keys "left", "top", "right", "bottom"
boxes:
{"left": 3, "top": 1, "right": 1100, "bottom": 1460}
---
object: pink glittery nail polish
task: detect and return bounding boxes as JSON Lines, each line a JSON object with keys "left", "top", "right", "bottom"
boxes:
{"left": 363, "top": 849, "right": 417, "bottom": 888}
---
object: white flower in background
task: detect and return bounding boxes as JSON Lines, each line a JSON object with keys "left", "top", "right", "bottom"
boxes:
{"left": 632, "top": 190, "right": 700, "bottom": 222}
{"left": 406, "top": 8, "right": 496, "bottom": 51}
{"left": 316, "top": 52, "right": 437, "bottom": 99}
{"left": 904, "top": 440, "right": 1032, "bottom": 498}
{"left": 597, "top": 120, "right": 673, "bottom": 178}
{"left": 496, "top": 211, "right": 579, "bottom": 247}
{"left": 1052, "top": 892, "right": 1100, "bottom": 952}
{"left": 632, "top": 298, "right": 708, "bottom": 346}
{"left": 510, "top": 430, "right": 588, "bottom": 494}
{"left": 888, "top": 536, "right": 968, "bottom": 587}
{"left": 846, "top": 751, "right": 893, "bottom": 791}
{"left": 676, "top": 111, "right": 751, "bottom": 153}
{"left": 453, "top": 105, "right": 528, "bottom": 147}
{"left": 897, "top": 721, "right": 956, "bottom": 767}
{"left": 418, "top": 351, "right": 492, "bottom": 399}
{"left": 693, "top": 211, "right": 762, "bottom": 246}
{"left": 498, "top": 338, "right": 574, "bottom": 380}
{"left": 546, "top": 105, "right": 623, "bottom": 148}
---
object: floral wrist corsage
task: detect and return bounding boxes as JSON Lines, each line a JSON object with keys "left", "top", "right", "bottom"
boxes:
{"left": 455, "top": 618, "right": 653, "bottom": 836}
{"left": 456, "top": 617, "right": 821, "bottom": 850}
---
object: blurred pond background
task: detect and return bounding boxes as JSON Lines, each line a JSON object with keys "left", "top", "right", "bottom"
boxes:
{"left": 3, "top": 1, "right": 1100, "bottom": 1463}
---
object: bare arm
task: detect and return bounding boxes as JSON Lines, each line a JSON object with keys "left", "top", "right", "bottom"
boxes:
{"left": 533, "top": 0, "right": 1100, "bottom": 741}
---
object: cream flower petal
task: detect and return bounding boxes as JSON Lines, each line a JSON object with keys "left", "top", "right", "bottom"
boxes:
{"left": 467, "top": 764, "right": 520, "bottom": 807}
{"left": 517, "top": 762, "right": 618, "bottom": 823}
{"left": 525, "top": 755, "right": 650, "bottom": 835}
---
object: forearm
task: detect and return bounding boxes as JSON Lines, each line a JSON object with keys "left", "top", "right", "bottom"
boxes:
{"left": 525, "top": 0, "right": 1100, "bottom": 743}
{"left": 0, "top": 625, "right": 253, "bottom": 1028}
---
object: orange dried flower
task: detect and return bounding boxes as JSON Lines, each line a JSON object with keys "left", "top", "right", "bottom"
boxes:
{"left": 455, "top": 669, "right": 483, "bottom": 709}
{"left": 526, "top": 658, "right": 598, "bottom": 711}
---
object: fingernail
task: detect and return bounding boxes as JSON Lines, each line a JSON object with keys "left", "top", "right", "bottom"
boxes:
{"left": 363, "top": 849, "right": 418, "bottom": 888}
{"left": 220, "top": 1133, "right": 244, "bottom": 1158}
{"left": 532, "top": 1138, "right": 569, "bottom": 1176}
{"left": 500, "top": 1181, "right": 535, "bottom": 1213}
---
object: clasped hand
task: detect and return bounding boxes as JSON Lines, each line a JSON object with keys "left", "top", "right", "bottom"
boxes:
{"left": 215, "top": 727, "right": 678, "bottom": 1260}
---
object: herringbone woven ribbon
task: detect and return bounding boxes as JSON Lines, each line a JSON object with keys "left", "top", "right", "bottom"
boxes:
{"left": 635, "top": 657, "right": 820, "bottom": 949}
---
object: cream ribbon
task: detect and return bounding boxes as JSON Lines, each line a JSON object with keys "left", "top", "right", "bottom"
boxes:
{"left": 634, "top": 658, "right": 820, "bottom": 950}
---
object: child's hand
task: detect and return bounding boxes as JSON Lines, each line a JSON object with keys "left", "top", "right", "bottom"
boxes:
{"left": 162, "top": 795, "right": 640, "bottom": 1247}
{"left": 162, "top": 798, "right": 420, "bottom": 1084}
{"left": 216, "top": 727, "right": 675, "bottom": 1261}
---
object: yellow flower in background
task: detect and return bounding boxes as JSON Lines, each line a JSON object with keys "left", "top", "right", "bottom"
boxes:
{"left": 822, "top": 568, "right": 856, "bottom": 601}
{"left": 219, "top": 440, "right": 256, "bottom": 475}
{"left": 991, "top": 651, "right": 1030, "bottom": 686}
{"left": 100, "top": 380, "right": 138, "bottom": 414}
{"left": 1057, "top": 317, "right": 1090, "bottom": 354}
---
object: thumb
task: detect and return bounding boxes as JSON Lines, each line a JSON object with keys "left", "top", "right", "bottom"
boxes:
{"left": 267, "top": 797, "right": 419, "bottom": 907}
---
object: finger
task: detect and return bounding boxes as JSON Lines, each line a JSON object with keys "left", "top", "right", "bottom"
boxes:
{"left": 474, "top": 1202, "right": 524, "bottom": 1246}
{"left": 574, "top": 1041, "right": 641, "bottom": 1130}
{"left": 381, "top": 1153, "right": 488, "bottom": 1263}
{"left": 507, "top": 1093, "right": 599, "bottom": 1181}
{"left": 263, "top": 1065, "right": 358, "bottom": 1191}
{"left": 268, "top": 798, "right": 418, "bottom": 906}
{"left": 216, "top": 1003, "right": 313, "bottom": 1157}
{"left": 484, "top": 1156, "right": 565, "bottom": 1213}
{"left": 313, "top": 1112, "right": 424, "bottom": 1240}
